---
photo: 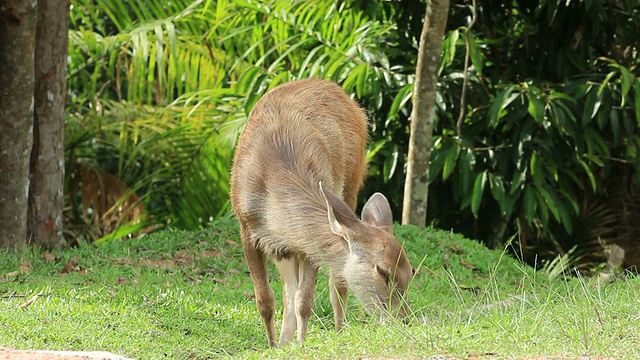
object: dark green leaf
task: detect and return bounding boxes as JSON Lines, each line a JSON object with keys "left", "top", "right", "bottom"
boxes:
{"left": 440, "top": 28, "right": 459, "bottom": 71}
{"left": 442, "top": 142, "right": 461, "bottom": 181}
{"left": 529, "top": 152, "right": 544, "bottom": 188}
{"left": 523, "top": 186, "right": 536, "bottom": 227}
{"left": 635, "top": 81, "right": 640, "bottom": 126}
{"left": 458, "top": 149, "right": 474, "bottom": 197}
{"left": 627, "top": 138, "right": 638, "bottom": 159}
{"left": 382, "top": 145, "right": 399, "bottom": 182}
{"left": 356, "top": 63, "right": 369, "bottom": 98}
{"left": 597, "top": 71, "right": 616, "bottom": 96}
{"left": 236, "top": 66, "right": 263, "bottom": 95}
{"left": 586, "top": 127, "right": 610, "bottom": 157}
{"left": 489, "top": 174, "right": 506, "bottom": 216}
{"left": 579, "top": 159, "right": 597, "bottom": 192}
{"left": 429, "top": 137, "right": 448, "bottom": 179}
{"left": 510, "top": 167, "right": 526, "bottom": 195}
{"left": 596, "top": 87, "right": 613, "bottom": 130}
{"left": 619, "top": 65, "right": 633, "bottom": 105}
{"left": 468, "top": 32, "right": 483, "bottom": 74}
{"left": 533, "top": 188, "right": 549, "bottom": 227}
{"left": 471, "top": 171, "right": 487, "bottom": 217}
{"left": 543, "top": 155, "right": 559, "bottom": 182}
{"left": 537, "top": 187, "right": 558, "bottom": 221}
{"left": 366, "top": 139, "right": 388, "bottom": 163}
{"left": 488, "top": 86, "right": 517, "bottom": 128}
{"left": 244, "top": 74, "right": 269, "bottom": 114}
{"left": 582, "top": 88, "right": 601, "bottom": 125}
{"left": 343, "top": 63, "right": 367, "bottom": 93}
{"left": 527, "top": 90, "right": 545, "bottom": 123}
{"left": 388, "top": 84, "right": 413, "bottom": 122}
{"left": 267, "top": 72, "right": 292, "bottom": 91}
{"left": 611, "top": 111, "right": 621, "bottom": 145}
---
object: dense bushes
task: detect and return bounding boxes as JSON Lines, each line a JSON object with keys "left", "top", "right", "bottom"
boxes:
{"left": 66, "top": 0, "right": 640, "bottom": 268}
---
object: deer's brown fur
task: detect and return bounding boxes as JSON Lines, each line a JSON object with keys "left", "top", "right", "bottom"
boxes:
{"left": 230, "top": 79, "right": 413, "bottom": 347}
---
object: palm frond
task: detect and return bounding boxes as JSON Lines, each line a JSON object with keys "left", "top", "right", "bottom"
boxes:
{"left": 66, "top": 0, "right": 415, "bottom": 239}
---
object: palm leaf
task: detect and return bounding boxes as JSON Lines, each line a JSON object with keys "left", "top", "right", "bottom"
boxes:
{"left": 66, "top": 0, "right": 416, "bottom": 240}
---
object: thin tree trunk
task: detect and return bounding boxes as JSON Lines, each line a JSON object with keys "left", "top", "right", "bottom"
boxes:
{"left": 402, "top": 0, "right": 449, "bottom": 226}
{"left": 0, "top": 0, "right": 38, "bottom": 247}
{"left": 29, "top": 0, "right": 69, "bottom": 248}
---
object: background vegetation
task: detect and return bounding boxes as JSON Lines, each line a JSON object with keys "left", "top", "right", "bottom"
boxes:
{"left": 64, "top": 0, "right": 640, "bottom": 269}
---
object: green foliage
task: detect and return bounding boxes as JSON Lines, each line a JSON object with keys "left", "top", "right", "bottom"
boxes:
{"left": 65, "top": 0, "right": 414, "bottom": 239}
{"left": 425, "top": 0, "right": 640, "bottom": 265}
{"left": 66, "top": 0, "right": 640, "bottom": 269}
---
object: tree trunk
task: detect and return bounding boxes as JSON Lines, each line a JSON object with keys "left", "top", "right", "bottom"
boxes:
{"left": 401, "top": 0, "right": 449, "bottom": 227}
{"left": 0, "top": 0, "right": 38, "bottom": 247}
{"left": 29, "top": 0, "right": 69, "bottom": 248}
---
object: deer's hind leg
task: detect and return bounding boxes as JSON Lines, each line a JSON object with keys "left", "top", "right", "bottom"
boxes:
{"left": 241, "top": 224, "right": 277, "bottom": 348}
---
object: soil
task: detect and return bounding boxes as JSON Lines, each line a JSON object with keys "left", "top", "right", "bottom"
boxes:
{"left": 0, "top": 347, "right": 133, "bottom": 360}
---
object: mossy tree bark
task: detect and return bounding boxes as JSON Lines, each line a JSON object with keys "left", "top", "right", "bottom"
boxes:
{"left": 28, "top": 0, "right": 69, "bottom": 248}
{"left": 0, "top": 0, "right": 67, "bottom": 248}
{"left": 402, "top": 0, "right": 449, "bottom": 227}
{"left": 0, "top": 0, "right": 38, "bottom": 247}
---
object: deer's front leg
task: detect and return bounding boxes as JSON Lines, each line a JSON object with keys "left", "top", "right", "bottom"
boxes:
{"left": 274, "top": 257, "right": 299, "bottom": 345}
{"left": 295, "top": 257, "right": 318, "bottom": 342}
{"left": 329, "top": 273, "right": 348, "bottom": 332}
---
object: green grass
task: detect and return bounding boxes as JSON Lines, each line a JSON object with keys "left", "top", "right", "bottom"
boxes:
{"left": 1, "top": 217, "right": 638, "bottom": 359}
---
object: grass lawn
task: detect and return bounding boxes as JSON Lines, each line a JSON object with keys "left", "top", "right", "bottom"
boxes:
{"left": 0, "top": 216, "right": 638, "bottom": 359}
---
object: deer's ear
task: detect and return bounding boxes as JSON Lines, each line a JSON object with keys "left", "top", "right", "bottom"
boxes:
{"left": 361, "top": 192, "right": 394, "bottom": 234}
{"left": 319, "top": 182, "right": 360, "bottom": 243}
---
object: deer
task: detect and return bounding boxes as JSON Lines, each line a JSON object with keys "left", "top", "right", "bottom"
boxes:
{"left": 229, "top": 78, "right": 413, "bottom": 348}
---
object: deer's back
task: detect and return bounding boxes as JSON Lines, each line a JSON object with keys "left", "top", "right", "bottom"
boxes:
{"left": 230, "top": 79, "right": 368, "bottom": 259}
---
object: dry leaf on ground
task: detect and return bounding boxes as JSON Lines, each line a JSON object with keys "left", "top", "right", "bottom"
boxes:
{"left": 19, "top": 261, "right": 33, "bottom": 273}
{"left": 459, "top": 260, "right": 478, "bottom": 271}
{"left": 1, "top": 271, "right": 19, "bottom": 281}
{"left": 43, "top": 253, "right": 57, "bottom": 262}
{"left": 60, "top": 256, "right": 86, "bottom": 275}
{"left": 225, "top": 239, "right": 239, "bottom": 247}
{"left": 204, "top": 249, "right": 219, "bottom": 257}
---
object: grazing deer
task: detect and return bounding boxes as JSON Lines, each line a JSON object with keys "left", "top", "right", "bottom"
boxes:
{"left": 230, "top": 78, "right": 413, "bottom": 347}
